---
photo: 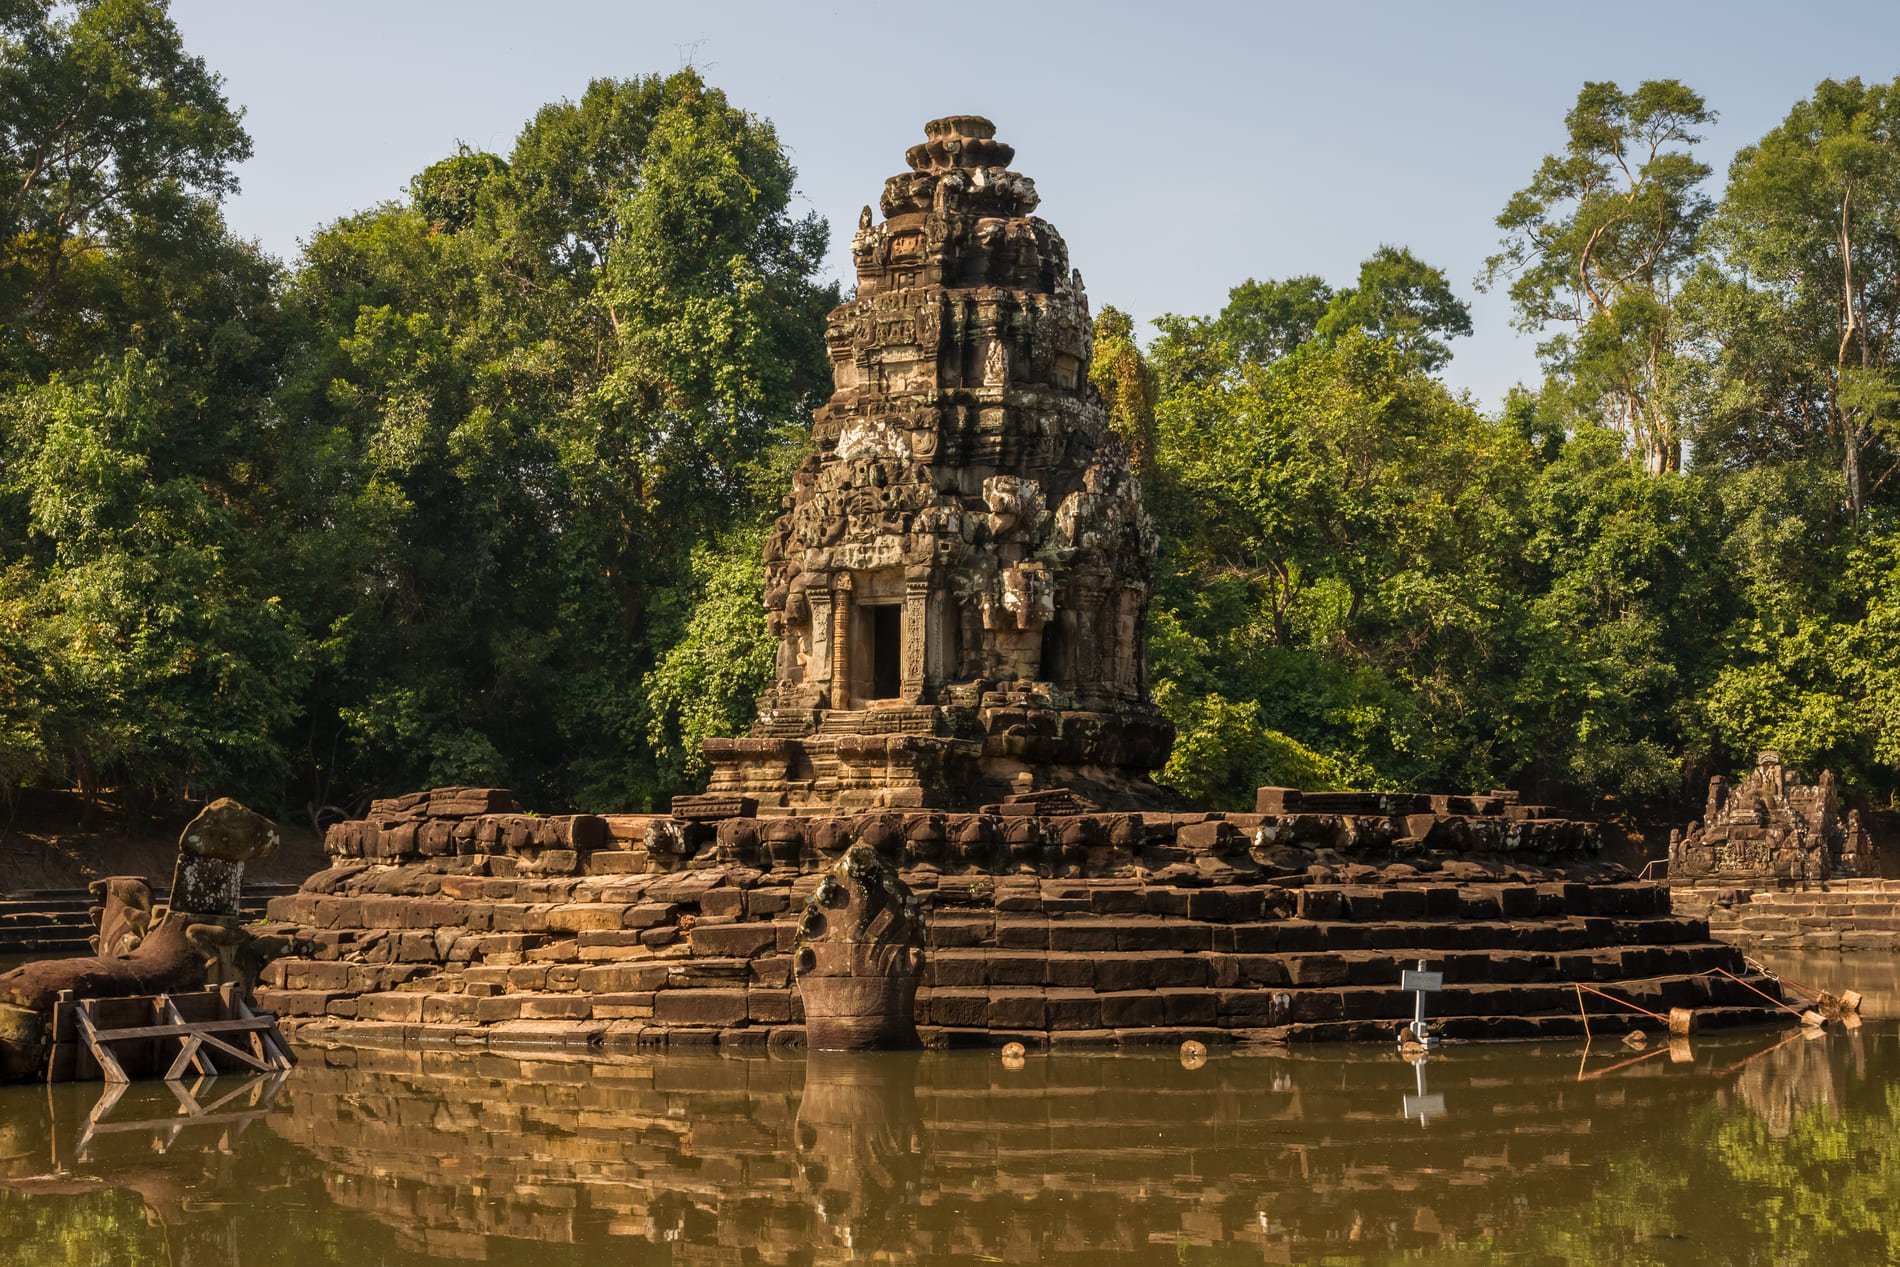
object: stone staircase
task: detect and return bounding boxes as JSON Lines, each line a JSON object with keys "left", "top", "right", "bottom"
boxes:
{"left": 260, "top": 867, "right": 1790, "bottom": 1048}
{"left": 0, "top": 884, "right": 298, "bottom": 956}
{"left": 1674, "top": 878, "right": 1900, "bottom": 952}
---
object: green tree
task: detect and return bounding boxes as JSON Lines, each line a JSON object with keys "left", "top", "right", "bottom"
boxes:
{"left": 1514, "top": 420, "right": 1722, "bottom": 802}
{"left": 1151, "top": 247, "right": 1469, "bottom": 386}
{"left": 1146, "top": 330, "right": 1534, "bottom": 801}
{"left": 282, "top": 69, "right": 833, "bottom": 810}
{"left": 643, "top": 525, "right": 775, "bottom": 784}
{"left": 1483, "top": 80, "right": 1715, "bottom": 473}
{"left": 1202, "top": 273, "right": 1334, "bottom": 367}
{"left": 1694, "top": 76, "right": 1900, "bottom": 523}
{"left": 1314, "top": 245, "right": 1472, "bottom": 372}
{"left": 0, "top": 0, "right": 251, "bottom": 378}
{"left": 0, "top": 0, "right": 302, "bottom": 810}
{"left": 1, "top": 351, "right": 305, "bottom": 805}
{"left": 1089, "top": 306, "right": 1159, "bottom": 482}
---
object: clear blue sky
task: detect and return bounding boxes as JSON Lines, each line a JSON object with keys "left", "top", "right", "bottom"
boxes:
{"left": 170, "top": 0, "right": 1900, "bottom": 409}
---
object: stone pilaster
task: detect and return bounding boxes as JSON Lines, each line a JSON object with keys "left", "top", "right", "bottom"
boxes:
{"left": 902, "top": 575, "right": 929, "bottom": 702}
{"left": 831, "top": 575, "right": 854, "bottom": 711}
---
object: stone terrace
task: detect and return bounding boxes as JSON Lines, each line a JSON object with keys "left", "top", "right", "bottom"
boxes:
{"left": 259, "top": 790, "right": 1790, "bottom": 1048}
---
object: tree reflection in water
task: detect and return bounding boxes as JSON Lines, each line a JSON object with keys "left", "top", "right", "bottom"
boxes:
{"left": 0, "top": 1027, "right": 1896, "bottom": 1265}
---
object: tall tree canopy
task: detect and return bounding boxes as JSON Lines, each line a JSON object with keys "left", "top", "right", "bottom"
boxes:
{"left": 0, "top": 0, "right": 293, "bottom": 809}
{"left": 278, "top": 69, "right": 833, "bottom": 813}
{"left": 0, "top": 21, "right": 834, "bottom": 817}
{"left": 7, "top": 20, "right": 1900, "bottom": 833}
{"left": 1152, "top": 245, "right": 1471, "bottom": 387}
{"left": 0, "top": 0, "right": 251, "bottom": 377}
{"left": 1691, "top": 76, "right": 1900, "bottom": 522}
{"left": 1483, "top": 80, "right": 1715, "bottom": 474}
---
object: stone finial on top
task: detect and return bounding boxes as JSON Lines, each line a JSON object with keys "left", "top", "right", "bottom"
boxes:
{"left": 906, "top": 115, "right": 1014, "bottom": 171}
{"left": 881, "top": 116, "right": 1038, "bottom": 219}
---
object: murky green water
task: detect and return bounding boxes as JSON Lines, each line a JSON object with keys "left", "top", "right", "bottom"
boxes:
{"left": 0, "top": 954, "right": 1894, "bottom": 1265}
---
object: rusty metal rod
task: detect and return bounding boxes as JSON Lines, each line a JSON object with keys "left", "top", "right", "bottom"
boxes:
{"left": 1741, "top": 956, "right": 1827, "bottom": 1000}
{"left": 1580, "top": 1044, "right": 1670, "bottom": 1080}
{"left": 1573, "top": 981, "right": 1671, "bottom": 1024}
{"left": 1709, "top": 967, "right": 1808, "bottom": 1019}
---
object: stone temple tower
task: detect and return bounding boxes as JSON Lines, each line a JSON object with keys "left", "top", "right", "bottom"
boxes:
{"left": 690, "top": 116, "right": 1173, "bottom": 813}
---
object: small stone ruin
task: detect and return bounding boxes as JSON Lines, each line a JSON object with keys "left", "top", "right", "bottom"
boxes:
{"left": 1670, "top": 751, "right": 1874, "bottom": 884}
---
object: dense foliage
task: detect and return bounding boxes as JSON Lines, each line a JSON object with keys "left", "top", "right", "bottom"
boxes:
{"left": 3, "top": 3, "right": 1898, "bottom": 821}
{"left": 1126, "top": 78, "right": 1900, "bottom": 815}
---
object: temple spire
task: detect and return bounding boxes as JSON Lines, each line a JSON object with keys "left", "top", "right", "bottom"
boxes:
{"left": 693, "top": 117, "right": 1171, "bottom": 813}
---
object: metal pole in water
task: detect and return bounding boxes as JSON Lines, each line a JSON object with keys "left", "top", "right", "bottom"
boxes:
{"left": 1400, "top": 958, "right": 1443, "bottom": 1050}
{"left": 1413, "top": 959, "right": 1427, "bottom": 1040}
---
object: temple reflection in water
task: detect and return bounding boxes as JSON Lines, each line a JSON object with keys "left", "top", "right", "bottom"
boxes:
{"left": 2, "top": 1026, "right": 1897, "bottom": 1265}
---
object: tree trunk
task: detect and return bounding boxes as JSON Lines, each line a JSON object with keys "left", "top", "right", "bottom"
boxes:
{"left": 1838, "top": 187, "right": 1865, "bottom": 528}
{"left": 1843, "top": 413, "right": 1864, "bottom": 528}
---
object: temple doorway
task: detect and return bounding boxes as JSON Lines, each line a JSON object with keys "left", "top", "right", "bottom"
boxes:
{"left": 866, "top": 607, "right": 900, "bottom": 702}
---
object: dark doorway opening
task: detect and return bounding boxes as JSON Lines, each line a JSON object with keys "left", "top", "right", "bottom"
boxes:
{"left": 870, "top": 604, "right": 902, "bottom": 700}
{"left": 1039, "top": 621, "right": 1063, "bottom": 684}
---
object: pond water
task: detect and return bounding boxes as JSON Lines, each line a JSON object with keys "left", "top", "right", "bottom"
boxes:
{"left": 1759, "top": 950, "right": 1900, "bottom": 1020}
{"left": 0, "top": 955, "right": 1894, "bottom": 1265}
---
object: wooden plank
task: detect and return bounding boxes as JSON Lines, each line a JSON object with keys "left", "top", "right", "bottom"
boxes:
{"left": 86, "top": 997, "right": 154, "bottom": 1028}
{"left": 232, "top": 994, "right": 297, "bottom": 1069}
{"left": 218, "top": 984, "right": 269, "bottom": 1067}
{"left": 171, "top": 991, "right": 224, "bottom": 1023}
{"left": 49, "top": 986, "right": 293, "bottom": 1083}
{"left": 158, "top": 996, "right": 216, "bottom": 1079}
{"left": 186, "top": 1029, "right": 271, "bottom": 1072}
{"left": 50, "top": 990, "right": 78, "bottom": 1084}
{"left": 73, "top": 1027, "right": 98, "bottom": 1083}
{"left": 88, "top": 1017, "right": 277, "bottom": 1043}
{"left": 74, "top": 1004, "right": 130, "bottom": 1085}
{"left": 50, "top": 996, "right": 74, "bottom": 1043}
{"left": 44, "top": 1041, "right": 76, "bottom": 1083}
{"left": 165, "top": 1035, "right": 204, "bottom": 1083}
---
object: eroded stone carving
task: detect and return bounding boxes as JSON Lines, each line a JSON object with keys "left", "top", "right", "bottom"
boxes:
{"left": 0, "top": 798, "right": 305, "bottom": 1082}
{"left": 88, "top": 876, "right": 154, "bottom": 957}
{"left": 170, "top": 797, "right": 279, "bottom": 917}
{"left": 1670, "top": 751, "right": 1874, "bottom": 883}
{"left": 699, "top": 115, "right": 1172, "bottom": 812}
{"left": 794, "top": 843, "right": 926, "bottom": 1049}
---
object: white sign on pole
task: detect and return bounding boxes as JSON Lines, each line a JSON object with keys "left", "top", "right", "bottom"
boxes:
{"left": 1401, "top": 959, "right": 1442, "bottom": 1050}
